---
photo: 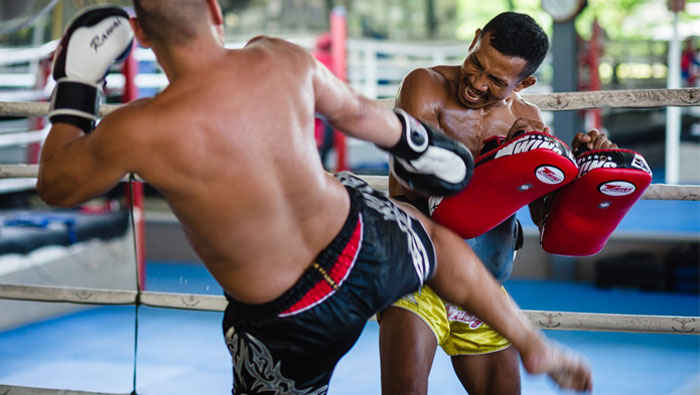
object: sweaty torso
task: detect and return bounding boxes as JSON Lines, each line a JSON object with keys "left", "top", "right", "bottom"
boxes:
{"left": 126, "top": 39, "right": 350, "bottom": 304}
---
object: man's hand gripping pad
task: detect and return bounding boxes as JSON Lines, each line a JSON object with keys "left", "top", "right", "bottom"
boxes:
{"left": 430, "top": 131, "right": 578, "bottom": 239}
{"left": 540, "top": 149, "right": 652, "bottom": 256}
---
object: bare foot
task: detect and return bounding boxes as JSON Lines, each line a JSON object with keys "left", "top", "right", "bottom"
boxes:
{"left": 522, "top": 340, "right": 593, "bottom": 392}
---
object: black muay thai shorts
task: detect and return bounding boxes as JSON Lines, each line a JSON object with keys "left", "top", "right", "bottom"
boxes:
{"left": 222, "top": 172, "right": 436, "bottom": 394}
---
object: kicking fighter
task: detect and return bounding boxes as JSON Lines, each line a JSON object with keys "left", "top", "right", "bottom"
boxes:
{"left": 37, "top": 2, "right": 592, "bottom": 394}
{"left": 379, "top": 12, "right": 631, "bottom": 395}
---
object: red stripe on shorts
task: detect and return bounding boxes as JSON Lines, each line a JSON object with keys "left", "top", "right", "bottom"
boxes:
{"left": 278, "top": 215, "right": 363, "bottom": 317}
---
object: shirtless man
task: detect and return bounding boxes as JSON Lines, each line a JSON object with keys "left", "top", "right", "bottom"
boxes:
{"left": 37, "top": 2, "right": 592, "bottom": 394}
{"left": 380, "top": 12, "right": 614, "bottom": 395}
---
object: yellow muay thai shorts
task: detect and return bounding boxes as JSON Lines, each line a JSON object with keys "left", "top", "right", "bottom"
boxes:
{"left": 391, "top": 285, "right": 511, "bottom": 356}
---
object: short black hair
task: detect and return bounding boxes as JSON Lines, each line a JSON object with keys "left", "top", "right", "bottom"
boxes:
{"left": 479, "top": 12, "right": 549, "bottom": 78}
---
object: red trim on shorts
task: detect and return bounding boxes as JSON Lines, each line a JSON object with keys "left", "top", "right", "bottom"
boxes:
{"left": 278, "top": 215, "right": 363, "bottom": 317}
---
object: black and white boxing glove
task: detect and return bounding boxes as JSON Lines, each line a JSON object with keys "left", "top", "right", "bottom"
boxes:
{"left": 49, "top": 6, "right": 134, "bottom": 133}
{"left": 382, "top": 108, "right": 474, "bottom": 196}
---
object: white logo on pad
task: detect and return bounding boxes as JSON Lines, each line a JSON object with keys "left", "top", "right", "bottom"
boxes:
{"left": 494, "top": 133, "right": 564, "bottom": 159}
{"left": 535, "top": 165, "right": 565, "bottom": 184}
{"left": 599, "top": 181, "right": 636, "bottom": 196}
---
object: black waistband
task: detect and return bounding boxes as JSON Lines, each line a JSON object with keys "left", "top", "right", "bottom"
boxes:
{"left": 225, "top": 186, "right": 361, "bottom": 320}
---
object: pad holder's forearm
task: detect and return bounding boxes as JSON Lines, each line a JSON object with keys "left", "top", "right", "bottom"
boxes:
{"left": 49, "top": 78, "right": 102, "bottom": 133}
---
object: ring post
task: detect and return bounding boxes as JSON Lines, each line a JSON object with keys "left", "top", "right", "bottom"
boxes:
{"left": 666, "top": 2, "right": 683, "bottom": 184}
{"left": 331, "top": 6, "right": 348, "bottom": 171}
{"left": 121, "top": 46, "right": 146, "bottom": 291}
{"left": 590, "top": 20, "right": 602, "bottom": 131}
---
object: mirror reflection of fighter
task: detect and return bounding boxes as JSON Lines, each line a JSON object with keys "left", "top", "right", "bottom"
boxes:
{"left": 380, "top": 12, "right": 651, "bottom": 395}
{"left": 37, "top": 3, "right": 594, "bottom": 394}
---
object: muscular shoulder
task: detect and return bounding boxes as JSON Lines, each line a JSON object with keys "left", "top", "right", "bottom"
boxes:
{"left": 102, "top": 97, "right": 153, "bottom": 126}
{"left": 399, "top": 67, "right": 451, "bottom": 96}
{"left": 246, "top": 36, "right": 313, "bottom": 64}
{"left": 397, "top": 67, "right": 454, "bottom": 116}
{"left": 92, "top": 99, "right": 154, "bottom": 156}
{"left": 247, "top": 35, "right": 294, "bottom": 49}
{"left": 244, "top": 36, "right": 315, "bottom": 81}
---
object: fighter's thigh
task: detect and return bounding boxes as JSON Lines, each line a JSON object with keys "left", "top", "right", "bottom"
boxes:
{"left": 392, "top": 199, "right": 432, "bottom": 227}
{"left": 451, "top": 346, "right": 521, "bottom": 395}
{"left": 391, "top": 199, "right": 461, "bottom": 274}
{"left": 379, "top": 306, "right": 438, "bottom": 395}
{"left": 392, "top": 198, "right": 485, "bottom": 308}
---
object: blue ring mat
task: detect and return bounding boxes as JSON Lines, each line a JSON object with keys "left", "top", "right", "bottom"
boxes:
{"left": 0, "top": 262, "right": 697, "bottom": 395}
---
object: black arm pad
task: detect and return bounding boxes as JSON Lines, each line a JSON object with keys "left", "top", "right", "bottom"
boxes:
{"left": 48, "top": 79, "right": 101, "bottom": 133}
{"left": 386, "top": 108, "right": 430, "bottom": 160}
{"left": 384, "top": 108, "right": 474, "bottom": 197}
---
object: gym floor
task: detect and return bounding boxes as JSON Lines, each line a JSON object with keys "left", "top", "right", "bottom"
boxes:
{"left": 0, "top": 261, "right": 698, "bottom": 395}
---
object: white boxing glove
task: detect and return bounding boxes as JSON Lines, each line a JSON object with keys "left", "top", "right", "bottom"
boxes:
{"left": 49, "top": 6, "right": 134, "bottom": 133}
{"left": 381, "top": 109, "right": 474, "bottom": 197}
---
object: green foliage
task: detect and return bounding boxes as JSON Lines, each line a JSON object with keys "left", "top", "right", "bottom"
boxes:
{"left": 456, "top": 0, "right": 700, "bottom": 42}
{"left": 576, "top": 0, "right": 668, "bottom": 40}
{"left": 455, "top": 0, "right": 549, "bottom": 41}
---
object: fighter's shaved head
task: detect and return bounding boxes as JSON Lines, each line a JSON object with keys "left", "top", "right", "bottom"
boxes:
{"left": 133, "top": 0, "right": 209, "bottom": 46}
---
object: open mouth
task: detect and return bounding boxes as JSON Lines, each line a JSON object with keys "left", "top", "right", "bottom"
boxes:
{"left": 461, "top": 83, "right": 485, "bottom": 105}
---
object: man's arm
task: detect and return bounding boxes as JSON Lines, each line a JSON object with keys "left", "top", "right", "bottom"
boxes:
{"left": 312, "top": 55, "right": 473, "bottom": 196}
{"left": 37, "top": 6, "right": 134, "bottom": 208}
{"left": 37, "top": 112, "right": 134, "bottom": 207}
{"left": 514, "top": 94, "right": 617, "bottom": 154}
{"left": 311, "top": 54, "right": 401, "bottom": 148}
{"left": 390, "top": 68, "right": 444, "bottom": 198}
{"left": 395, "top": 68, "right": 442, "bottom": 126}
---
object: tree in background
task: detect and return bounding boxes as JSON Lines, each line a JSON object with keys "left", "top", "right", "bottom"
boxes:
{"left": 455, "top": 0, "right": 700, "bottom": 42}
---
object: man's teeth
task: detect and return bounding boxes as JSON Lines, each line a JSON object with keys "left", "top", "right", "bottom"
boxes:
{"left": 465, "top": 89, "right": 481, "bottom": 101}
